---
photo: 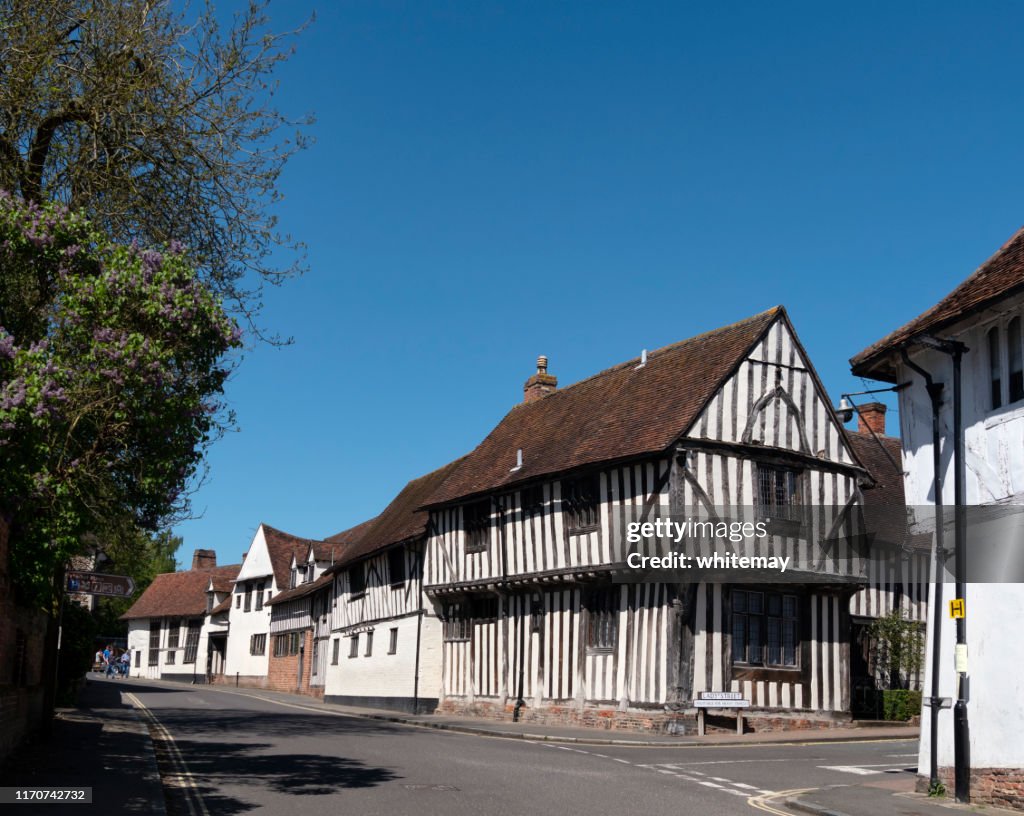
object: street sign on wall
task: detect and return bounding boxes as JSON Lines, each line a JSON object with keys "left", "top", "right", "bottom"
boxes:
{"left": 66, "top": 571, "right": 136, "bottom": 597}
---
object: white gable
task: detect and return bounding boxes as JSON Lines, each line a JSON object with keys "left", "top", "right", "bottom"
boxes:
{"left": 235, "top": 524, "right": 274, "bottom": 582}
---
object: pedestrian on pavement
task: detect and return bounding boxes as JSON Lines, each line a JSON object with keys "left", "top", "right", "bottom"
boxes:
{"left": 119, "top": 649, "right": 130, "bottom": 678}
{"left": 94, "top": 649, "right": 103, "bottom": 673}
{"left": 104, "top": 645, "right": 116, "bottom": 678}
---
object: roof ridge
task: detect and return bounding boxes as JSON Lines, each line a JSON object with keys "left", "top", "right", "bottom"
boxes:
{"left": 507, "top": 306, "right": 783, "bottom": 410}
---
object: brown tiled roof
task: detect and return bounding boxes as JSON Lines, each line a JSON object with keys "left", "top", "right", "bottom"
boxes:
{"left": 266, "top": 570, "right": 334, "bottom": 606}
{"left": 261, "top": 524, "right": 325, "bottom": 591}
{"left": 845, "top": 431, "right": 910, "bottom": 549}
{"left": 210, "top": 596, "right": 232, "bottom": 615}
{"left": 120, "top": 564, "right": 241, "bottom": 620}
{"left": 851, "top": 226, "right": 1024, "bottom": 381}
{"left": 335, "top": 458, "right": 465, "bottom": 567}
{"left": 208, "top": 575, "right": 235, "bottom": 593}
{"left": 425, "top": 307, "right": 783, "bottom": 506}
{"left": 309, "top": 540, "right": 345, "bottom": 563}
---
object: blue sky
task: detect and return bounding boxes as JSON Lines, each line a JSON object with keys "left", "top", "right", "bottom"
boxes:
{"left": 174, "top": 1, "right": 1024, "bottom": 567}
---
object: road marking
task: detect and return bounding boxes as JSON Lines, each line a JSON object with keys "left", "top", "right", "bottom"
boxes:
{"left": 818, "top": 764, "right": 908, "bottom": 775}
{"left": 748, "top": 788, "right": 816, "bottom": 816}
{"left": 125, "top": 692, "right": 209, "bottom": 816}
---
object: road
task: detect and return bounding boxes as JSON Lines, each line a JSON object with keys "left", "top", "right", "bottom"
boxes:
{"left": 116, "top": 678, "right": 918, "bottom": 816}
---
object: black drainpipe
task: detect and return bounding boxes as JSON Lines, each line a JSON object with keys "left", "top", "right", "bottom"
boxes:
{"left": 901, "top": 349, "right": 945, "bottom": 794}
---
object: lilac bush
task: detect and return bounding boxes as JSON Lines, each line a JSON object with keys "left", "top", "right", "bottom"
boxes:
{"left": 0, "top": 195, "right": 241, "bottom": 606}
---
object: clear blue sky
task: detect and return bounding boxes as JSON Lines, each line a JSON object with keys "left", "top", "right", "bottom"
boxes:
{"left": 173, "top": 1, "right": 1024, "bottom": 567}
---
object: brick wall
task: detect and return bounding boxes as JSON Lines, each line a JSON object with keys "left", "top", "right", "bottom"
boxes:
{"left": 435, "top": 698, "right": 852, "bottom": 735}
{"left": 266, "top": 629, "right": 314, "bottom": 696}
{"left": 917, "top": 768, "right": 1024, "bottom": 811}
{"left": 0, "top": 516, "right": 50, "bottom": 762}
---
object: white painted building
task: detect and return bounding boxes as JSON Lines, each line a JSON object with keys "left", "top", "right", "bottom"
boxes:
{"left": 852, "top": 226, "right": 1024, "bottom": 807}
{"left": 221, "top": 524, "right": 319, "bottom": 685}
{"left": 323, "top": 460, "right": 460, "bottom": 713}
{"left": 121, "top": 550, "right": 239, "bottom": 681}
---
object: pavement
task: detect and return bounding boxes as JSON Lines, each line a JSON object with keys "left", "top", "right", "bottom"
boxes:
{"left": 0, "top": 674, "right": 166, "bottom": 814}
{"left": 8, "top": 667, "right": 1015, "bottom": 814}
{"left": 199, "top": 679, "right": 921, "bottom": 747}
{"left": 786, "top": 776, "right": 1023, "bottom": 816}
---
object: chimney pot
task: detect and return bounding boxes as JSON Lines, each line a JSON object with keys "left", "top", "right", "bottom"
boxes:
{"left": 523, "top": 355, "right": 558, "bottom": 403}
{"left": 857, "top": 402, "right": 887, "bottom": 436}
{"left": 191, "top": 549, "right": 217, "bottom": 570}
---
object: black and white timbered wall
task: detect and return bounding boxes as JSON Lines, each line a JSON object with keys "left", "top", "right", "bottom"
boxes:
{"left": 425, "top": 314, "right": 929, "bottom": 718}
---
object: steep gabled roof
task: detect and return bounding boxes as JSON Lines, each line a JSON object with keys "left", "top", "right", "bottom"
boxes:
{"left": 308, "top": 540, "right": 344, "bottom": 563}
{"left": 852, "top": 226, "right": 1024, "bottom": 381}
{"left": 425, "top": 307, "right": 783, "bottom": 507}
{"left": 325, "top": 517, "right": 378, "bottom": 549}
{"left": 261, "top": 524, "right": 325, "bottom": 590}
{"left": 845, "top": 431, "right": 911, "bottom": 549}
{"left": 121, "top": 563, "right": 241, "bottom": 620}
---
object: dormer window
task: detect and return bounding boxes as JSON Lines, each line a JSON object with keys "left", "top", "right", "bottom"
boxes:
{"left": 290, "top": 566, "right": 298, "bottom": 589}
{"left": 305, "top": 563, "right": 315, "bottom": 583}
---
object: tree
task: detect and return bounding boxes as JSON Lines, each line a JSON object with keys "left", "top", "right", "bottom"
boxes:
{"left": 0, "top": 0, "right": 312, "bottom": 333}
{"left": 868, "top": 608, "right": 925, "bottom": 690}
{"left": 0, "top": 194, "right": 240, "bottom": 606}
{"left": 92, "top": 528, "right": 182, "bottom": 637}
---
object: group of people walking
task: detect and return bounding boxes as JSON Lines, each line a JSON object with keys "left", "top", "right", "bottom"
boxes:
{"left": 94, "top": 644, "right": 130, "bottom": 678}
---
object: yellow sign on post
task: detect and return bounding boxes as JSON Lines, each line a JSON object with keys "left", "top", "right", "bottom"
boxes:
{"left": 949, "top": 598, "right": 966, "bottom": 619}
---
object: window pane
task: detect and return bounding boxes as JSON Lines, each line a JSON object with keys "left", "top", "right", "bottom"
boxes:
{"left": 767, "top": 594, "right": 782, "bottom": 616}
{"left": 732, "top": 614, "right": 747, "bottom": 662}
{"left": 783, "top": 619, "right": 798, "bottom": 666}
{"left": 748, "top": 591, "right": 764, "bottom": 615}
{"left": 733, "top": 590, "right": 747, "bottom": 613}
{"left": 766, "top": 617, "right": 781, "bottom": 665}
{"left": 783, "top": 595, "right": 797, "bottom": 618}
{"left": 1010, "top": 318, "right": 1024, "bottom": 403}
{"left": 748, "top": 617, "right": 762, "bottom": 663}
{"left": 990, "top": 327, "right": 1003, "bottom": 409}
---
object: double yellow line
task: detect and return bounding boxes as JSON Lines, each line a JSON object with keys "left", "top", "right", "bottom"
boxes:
{"left": 125, "top": 692, "right": 209, "bottom": 816}
{"left": 748, "top": 787, "right": 816, "bottom": 815}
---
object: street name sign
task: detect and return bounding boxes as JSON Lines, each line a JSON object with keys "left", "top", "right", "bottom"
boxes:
{"left": 66, "top": 572, "right": 136, "bottom": 598}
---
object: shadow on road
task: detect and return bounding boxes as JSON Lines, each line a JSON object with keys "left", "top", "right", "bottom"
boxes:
{"left": 165, "top": 735, "right": 400, "bottom": 814}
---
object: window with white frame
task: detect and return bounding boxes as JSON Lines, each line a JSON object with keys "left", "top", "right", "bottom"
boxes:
{"left": 987, "top": 315, "right": 1024, "bottom": 410}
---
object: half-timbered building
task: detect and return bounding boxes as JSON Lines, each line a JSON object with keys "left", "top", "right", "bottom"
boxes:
{"left": 265, "top": 525, "right": 370, "bottom": 696}
{"left": 325, "top": 459, "right": 462, "bottom": 713}
{"left": 421, "top": 306, "right": 911, "bottom": 731}
{"left": 844, "top": 409, "right": 928, "bottom": 713}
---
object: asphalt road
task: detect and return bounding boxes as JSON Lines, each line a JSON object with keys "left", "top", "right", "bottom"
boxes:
{"left": 118, "top": 679, "right": 918, "bottom": 816}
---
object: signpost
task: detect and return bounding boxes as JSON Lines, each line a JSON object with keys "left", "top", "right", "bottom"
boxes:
{"left": 66, "top": 572, "right": 136, "bottom": 598}
{"left": 694, "top": 691, "right": 750, "bottom": 735}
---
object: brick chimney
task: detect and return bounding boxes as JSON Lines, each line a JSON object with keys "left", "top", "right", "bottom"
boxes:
{"left": 523, "top": 355, "right": 558, "bottom": 403}
{"left": 192, "top": 549, "right": 217, "bottom": 570}
{"left": 857, "top": 402, "right": 887, "bottom": 436}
